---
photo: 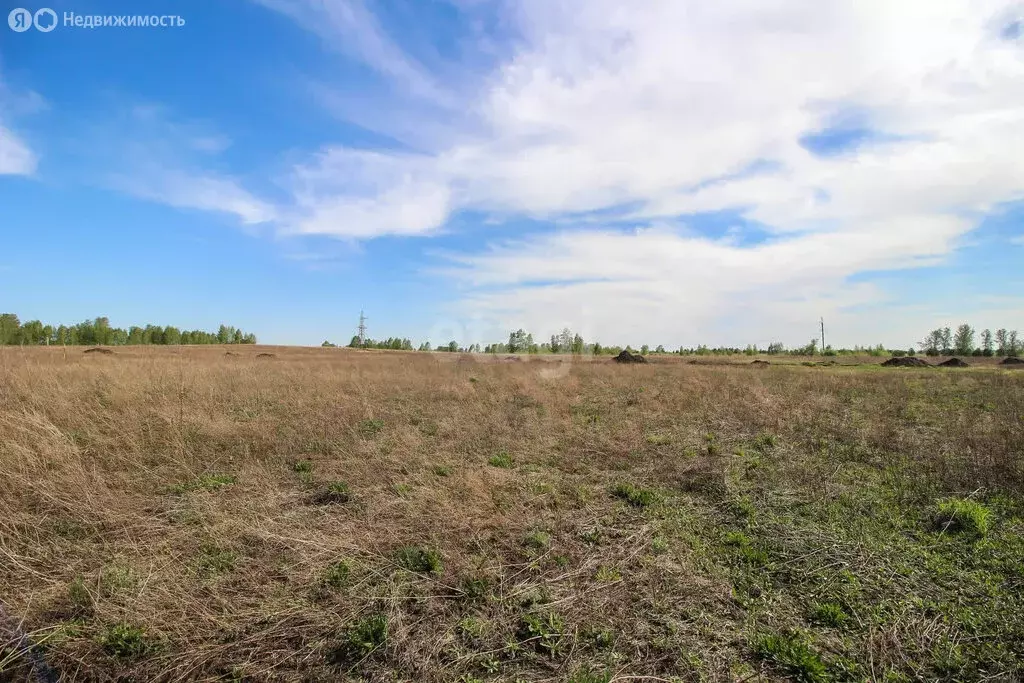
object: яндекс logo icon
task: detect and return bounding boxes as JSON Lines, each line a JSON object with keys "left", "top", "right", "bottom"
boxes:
{"left": 7, "top": 7, "right": 58, "bottom": 32}
{"left": 8, "top": 8, "right": 32, "bottom": 31}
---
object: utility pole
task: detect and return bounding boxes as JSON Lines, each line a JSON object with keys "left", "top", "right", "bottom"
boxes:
{"left": 357, "top": 310, "right": 367, "bottom": 348}
{"left": 820, "top": 317, "right": 826, "bottom": 351}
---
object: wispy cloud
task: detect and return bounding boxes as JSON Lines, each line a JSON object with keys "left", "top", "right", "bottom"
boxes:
{"left": 253, "top": 0, "right": 453, "bottom": 105}
{"left": 0, "top": 124, "right": 36, "bottom": 176}
{"left": 0, "top": 69, "right": 39, "bottom": 176}
{"left": 80, "top": 104, "right": 275, "bottom": 225}
{"left": 254, "top": 0, "right": 1024, "bottom": 342}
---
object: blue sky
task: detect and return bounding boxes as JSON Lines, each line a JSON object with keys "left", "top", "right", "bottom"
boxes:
{"left": 1, "top": 0, "right": 1022, "bottom": 348}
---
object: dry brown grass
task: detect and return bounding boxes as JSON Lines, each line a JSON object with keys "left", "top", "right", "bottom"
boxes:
{"left": 1, "top": 346, "right": 1022, "bottom": 682}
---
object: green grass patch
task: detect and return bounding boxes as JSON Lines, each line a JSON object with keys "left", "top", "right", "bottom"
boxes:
{"left": 98, "top": 623, "right": 153, "bottom": 658}
{"left": 395, "top": 545, "right": 442, "bottom": 574}
{"left": 612, "top": 482, "right": 658, "bottom": 507}
{"left": 933, "top": 497, "right": 992, "bottom": 537}
{"left": 752, "top": 630, "right": 828, "bottom": 682}
{"left": 488, "top": 451, "right": 514, "bottom": 468}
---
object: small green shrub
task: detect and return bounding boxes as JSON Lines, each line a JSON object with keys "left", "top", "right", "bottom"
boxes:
{"left": 329, "top": 613, "right": 388, "bottom": 663}
{"left": 395, "top": 546, "right": 442, "bottom": 574}
{"left": 322, "top": 560, "right": 352, "bottom": 588}
{"left": 292, "top": 460, "right": 313, "bottom": 474}
{"left": 752, "top": 631, "right": 827, "bottom": 682}
{"left": 808, "top": 601, "right": 848, "bottom": 628}
{"left": 518, "top": 612, "right": 565, "bottom": 657}
{"left": 488, "top": 452, "right": 514, "bottom": 468}
{"left": 524, "top": 530, "right": 551, "bottom": 549}
{"left": 99, "top": 623, "right": 152, "bottom": 658}
{"left": 459, "top": 575, "right": 491, "bottom": 601}
{"left": 933, "top": 498, "right": 992, "bottom": 537}
{"left": 595, "top": 565, "right": 621, "bottom": 582}
{"left": 612, "top": 482, "right": 657, "bottom": 507}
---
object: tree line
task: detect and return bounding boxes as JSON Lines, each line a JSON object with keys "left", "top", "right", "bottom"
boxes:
{"left": 919, "top": 324, "right": 1020, "bottom": 357}
{"left": 331, "top": 324, "right": 1022, "bottom": 358}
{"left": 0, "top": 314, "right": 257, "bottom": 346}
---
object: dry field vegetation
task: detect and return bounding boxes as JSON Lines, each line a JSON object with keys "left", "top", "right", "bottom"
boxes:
{"left": 1, "top": 346, "right": 1023, "bottom": 682}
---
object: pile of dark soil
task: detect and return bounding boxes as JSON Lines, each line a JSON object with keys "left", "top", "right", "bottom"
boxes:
{"left": 256, "top": 352, "right": 276, "bottom": 358}
{"left": 83, "top": 347, "right": 113, "bottom": 355}
{"left": 614, "top": 350, "right": 647, "bottom": 364}
{"left": 939, "top": 358, "right": 970, "bottom": 367}
{"left": 225, "top": 351, "right": 239, "bottom": 356}
{"left": 1001, "top": 357, "right": 1024, "bottom": 366}
{"left": 751, "top": 359, "right": 770, "bottom": 366}
{"left": 881, "top": 356, "right": 931, "bottom": 367}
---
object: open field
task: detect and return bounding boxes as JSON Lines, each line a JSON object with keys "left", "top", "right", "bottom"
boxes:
{"left": 1, "top": 346, "right": 1023, "bottom": 682}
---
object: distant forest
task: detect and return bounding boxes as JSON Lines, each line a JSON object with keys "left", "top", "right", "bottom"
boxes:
{"left": 330, "top": 323, "right": 1022, "bottom": 358}
{"left": 0, "top": 314, "right": 256, "bottom": 346}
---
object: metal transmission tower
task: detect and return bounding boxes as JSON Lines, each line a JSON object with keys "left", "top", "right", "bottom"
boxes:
{"left": 357, "top": 311, "right": 368, "bottom": 347}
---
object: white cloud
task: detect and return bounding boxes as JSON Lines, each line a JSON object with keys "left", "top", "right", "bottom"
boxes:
{"left": 260, "top": 2, "right": 1024, "bottom": 342}
{"left": 283, "top": 148, "right": 450, "bottom": 238}
{"left": 0, "top": 124, "right": 36, "bottom": 175}
{"left": 253, "top": 0, "right": 454, "bottom": 105}
{"left": 0, "top": 70, "right": 39, "bottom": 176}
{"left": 87, "top": 105, "right": 275, "bottom": 225}
{"left": 109, "top": 169, "right": 277, "bottom": 225}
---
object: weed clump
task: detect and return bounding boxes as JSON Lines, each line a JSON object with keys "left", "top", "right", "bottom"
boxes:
{"left": 488, "top": 451, "right": 514, "bottom": 468}
{"left": 322, "top": 560, "right": 352, "bottom": 589}
{"left": 612, "top": 482, "right": 657, "bottom": 507}
{"left": 99, "top": 623, "right": 152, "bottom": 658}
{"left": 395, "top": 546, "right": 442, "bottom": 574}
{"left": 518, "top": 612, "right": 565, "bottom": 657}
{"left": 752, "top": 630, "right": 828, "bottom": 682}
{"left": 808, "top": 601, "right": 848, "bottom": 628}
{"left": 524, "top": 530, "right": 551, "bottom": 549}
{"left": 933, "top": 498, "right": 992, "bottom": 537}
{"left": 329, "top": 613, "right": 388, "bottom": 664}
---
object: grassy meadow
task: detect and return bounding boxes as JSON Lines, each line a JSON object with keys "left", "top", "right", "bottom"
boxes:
{"left": 1, "top": 346, "right": 1023, "bottom": 682}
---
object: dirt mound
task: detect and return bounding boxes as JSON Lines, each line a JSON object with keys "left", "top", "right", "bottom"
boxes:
{"left": 83, "top": 347, "right": 113, "bottom": 355}
{"left": 939, "top": 358, "right": 970, "bottom": 367}
{"left": 256, "top": 352, "right": 276, "bottom": 358}
{"left": 614, "top": 350, "right": 647, "bottom": 364}
{"left": 1001, "top": 356, "right": 1024, "bottom": 366}
{"left": 881, "top": 356, "right": 931, "bottom": 367}
{"left": 751, "top": 359, "right": 770, "bottom": 366}
{"left": 225, "top": 351, "right": 239, "bottom": 356}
